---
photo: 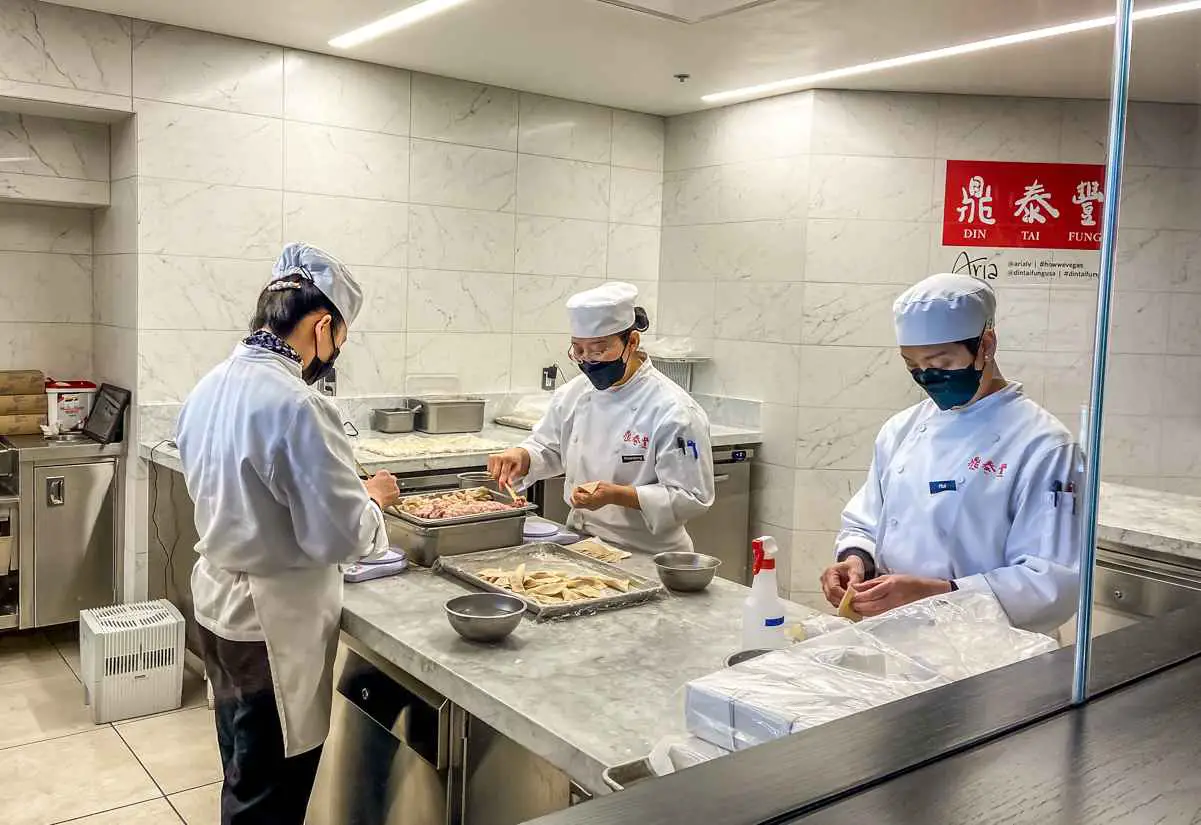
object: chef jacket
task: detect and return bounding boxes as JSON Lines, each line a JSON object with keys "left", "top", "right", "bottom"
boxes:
{"left": 836, "top": 382, "right": 1079, "bottom": 633}
{"left": 177, "top": 344, "right": 388, "bottom": 641}
{"left": 520, "top": 358, "right": 715, "bottom": 553}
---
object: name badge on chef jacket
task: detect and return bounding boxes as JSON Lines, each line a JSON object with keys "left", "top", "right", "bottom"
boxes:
{"left": 621, "top": 454, "right": 645, "bottom": 463}
{"left": 929, "top": 480, "right": 957, "bottom": 495}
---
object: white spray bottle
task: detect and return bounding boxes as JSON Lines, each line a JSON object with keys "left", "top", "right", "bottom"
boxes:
{"left": 741, "top": 536, "right": 787, "bottom": 651}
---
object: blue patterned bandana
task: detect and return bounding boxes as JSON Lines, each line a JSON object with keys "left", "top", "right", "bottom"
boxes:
{"left": 243, "top": 329, "right": 302, "bottom": 365}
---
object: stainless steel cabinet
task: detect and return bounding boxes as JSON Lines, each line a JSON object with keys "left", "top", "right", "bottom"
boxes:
{"left": 31, "top": 461, "right": 116, "bottom": 626}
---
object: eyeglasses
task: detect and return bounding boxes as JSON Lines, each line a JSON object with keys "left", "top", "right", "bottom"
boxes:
{"left": 567, "top": 338, "right": 626, "bottom": 364}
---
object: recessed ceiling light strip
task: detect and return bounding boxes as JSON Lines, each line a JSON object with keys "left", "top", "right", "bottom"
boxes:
{"left": 329, "top": 0, "right": 472, "bottom": 49}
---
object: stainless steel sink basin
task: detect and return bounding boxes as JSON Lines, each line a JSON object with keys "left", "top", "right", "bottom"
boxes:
{"left": 45, "top": 433, "right": 90, "bottom": 444}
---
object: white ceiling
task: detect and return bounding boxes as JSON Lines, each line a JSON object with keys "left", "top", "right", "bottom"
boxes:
{"left": 42, "top": 0, "right": 1201, "bottom": 115}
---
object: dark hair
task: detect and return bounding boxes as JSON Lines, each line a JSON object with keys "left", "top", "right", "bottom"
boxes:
{"left": 957, "top": 336, "right": 982, "bottom": 356}
{"left": 250, "top": 275, "right": 344, "bottom": 338}
{"left": 618, "top": 306, "right": 651, "bottom": 344}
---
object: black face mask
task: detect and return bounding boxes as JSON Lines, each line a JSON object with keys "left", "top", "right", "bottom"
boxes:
{"left": 302, "top": 323, "right": 340, "bottom": 386}
{"left": 579, "top": 348, "right": 629, "bottom": 391}
{"left": 910, "top": 364, "right": 983, "bottom": 411}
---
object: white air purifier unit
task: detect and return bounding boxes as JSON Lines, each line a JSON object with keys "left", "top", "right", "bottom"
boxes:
{"left": 80, "top": 600, "right": 186, "bottom": 723}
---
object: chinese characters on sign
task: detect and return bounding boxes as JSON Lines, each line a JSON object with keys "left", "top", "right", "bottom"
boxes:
{"left": 943, "top": 160, "right": 1106, "bottom": 250}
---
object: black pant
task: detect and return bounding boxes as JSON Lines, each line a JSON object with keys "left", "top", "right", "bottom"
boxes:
{"left": 198, "top": 626, "right": 324, "bottom": 825}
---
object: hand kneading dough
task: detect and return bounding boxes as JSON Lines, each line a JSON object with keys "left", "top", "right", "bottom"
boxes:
{"left": 838, "top": 587, "right": 863, "bottom": 622}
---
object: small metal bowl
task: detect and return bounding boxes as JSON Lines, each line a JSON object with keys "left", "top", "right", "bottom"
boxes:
{"left": 444, "top": 593, "right": 525, "bottom": 643}
{"left": 725, "top": 649, "right": 770, "bottom": 668}
{"left": 652, "top": 552, "right": 722, "bottom": 592}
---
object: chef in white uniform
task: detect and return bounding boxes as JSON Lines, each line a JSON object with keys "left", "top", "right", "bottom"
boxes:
{"left": 176, "top": 242, "right": 400, "bottom": 825}
{"left": 488, "top": 282, "right": 715, "bottom": 553}
{"left": 821, "top": 273, "right": 1079, "bottom": 633}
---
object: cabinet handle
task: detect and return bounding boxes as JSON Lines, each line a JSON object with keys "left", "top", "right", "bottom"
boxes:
{"left": 46, "top": 477, "right": 65, "bottom": 507}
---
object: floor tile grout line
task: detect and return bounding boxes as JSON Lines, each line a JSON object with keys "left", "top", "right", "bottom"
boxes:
{"left": 112, "top": 722, "right": 171, "bottom": 799}
{"left": 48, "top": 794, "right": 170, "bottom": 825}
{"left": 0, "top": 724, "right": 113, "bottom": 755}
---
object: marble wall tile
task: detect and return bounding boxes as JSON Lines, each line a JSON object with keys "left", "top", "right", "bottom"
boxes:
{"left": 692, "top": 340, "right": 801, "bottom": 405}
{"left": 110, "top": 115, "right": 136, "bottom": 181}
{"left": 408, "top": 205, "right": 514, "bottom": 273}
{"left": 790, "top": 529, "right": 839, "bottom": 594}
{"left": 810, "top": 91, "right": 938, "bottom": 158}
{"left": 516, "top": 154, "right": 609, "bottom": 221}
{"left": 608, "top": 166, "right": 662, "bottom": 226}
{"left": 1045, "top": 287, "right": 1098, "bottom": 353}
{"left": 720, "top": 157, "right": 808, "bottom": 222}
{"left": 1114, "top": 229, "right": 1179, "bottom": 292}
{"left": 0, "top": 321, "right": 92, "bottom": 375}
{"left": 1174, "top": 232, "right": 1201, "bottom": 293}
{"left": 752, "top": 401, "right": 798, "bottom": 468}
{"left": 1167, "top": 292, "right": 1201, "bottom": 355}
{"left": 514, "top": 215, "right": 607, "bottom": 277}
{"left": 795, "top": 406, "right": 891, "bottom": 471}
{"left": 285, "top": 123, "right": 410, "bottom": 202}
{"left": 338, "top": 331, "right": 406, "bottom": 396}
{"left": 407, "top": 269, "right": 513, "bottom": 333}
{"left": 1107, "top": 290, "right": 1168, "bottom": 354}
{"left": 513, "top": 274, "right": 602, "bottom": 335}
{"left": 132, "top": 22, "right": 282, "bottom": 116}
{"left": 1160, "top": 417, "right": 1201, "bottom": 478}
{"left": 611, "top": 110, "right": 664, "bottom": 171}
{"left": 1101, "top": 414, "right": 1162, "bottom": 477}
{"left": 0, "top": 0, "right": 131, "bottom": 95}
{"left": 406, "top": 332, "right": 513, "bottom": 393}
{"left": 1105, "top": 354, "right": 1167, "bottom": 417}
{"left": 808, "top": 156, "right": 935, "bottom": 221}
{"left": 92, "top": 324, "right": 137, "bottom": 387}
{"left": 410, "top": 73, "right": 518, "bottom": 151}
{"left": 1058, "top": 99, "right": 1107, "bottom": 165}
{"left": 283, "top": 193, "right": 408, "bottom": 268}
{"left": 607, "top": 224, "right": 660, "bottom": 281}
{"left": 1040, "top": 350, "right": 1094, "bottom": 416}
{"left": 284, "top": 50, "right": 409, "bottom": 135}
{"left": 655, "top": 280, "right": 715, "bottom": 339}
{"left": 518, "top": 94, "right": 611, "bottom": 163}
{"left": 139, "top": 330, "right": 239, "bottom": 402}
{"left": 1065, "top": 101, "right": 1199, "bottom": 169}
{"left": 661, "top": 166, "right": 721, "bottom": 226}
{"left": 139, "top": 179, "right": 282, "bottom": 259}
{"left": 995, "top": 285, "right": 1050, "bottom": 352}
{"left": 409, "top": 139, "right": 516, "bottom": 212}
{"left": 798, "top": 344, "right": 923, "bottom": 410}
{"left": 660, "top": 221, "right": 805, "bottom": 282}
{"left": 751, "top": 461, "right": 797, "bottom": 533}
{"left": 805, "top": 219, "right": 929, "bottom": 285}
{"left": 93, "top": 253, "right": 136, "bottom": 329}
{"left": 1162, "top": 356, "right": 1201, "bottom": 416}
{"left": 935, "top": 96, "right": 1063, "bottom": 163}
{"left": 353, "top": 266, "right": 408, "bottom": 333}
{"left": 1119, "top": 166, "right": 1183, "bottom": 231}
{"left": 665, "top": 93, "right": 811, "bottom": 171}
{"left": 0, "top": 201, "right": 91, "bottom": 253}
{"left": 510, "top": 333, "right": 580, "bottom": 390}
{"left": 93, "top": 176, "right": 136, "bottom": 255}
{"left": 793, "top": 468, "right": 865, "bottom": 532}
{"left": 714, "top": 282, "right": 803, "bottom": 344}
{"left": 800, "top": 282, "right": 899, "bottom": 347}
{"left": 139, "top": 255, "right": 267, "bottom": 331}
{"left": 0, "top": 250, "right": 90, "bottom": 323}
{"left": 0, "top": 171, "right": 107, "bottom": 206}
{"left": 0, "top": 112, "right": 109, "bottom": 180}
{"left": 135, "top": 100, "right": 282, "bottom": 188}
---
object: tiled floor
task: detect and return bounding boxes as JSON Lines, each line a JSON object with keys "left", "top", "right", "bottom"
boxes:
{"left": 0, "top": 628, "right": 221, "bottom": 825}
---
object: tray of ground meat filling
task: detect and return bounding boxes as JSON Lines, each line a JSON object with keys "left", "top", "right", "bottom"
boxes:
{"left": 385, "top": 486, "right": 537, "bottom": 527}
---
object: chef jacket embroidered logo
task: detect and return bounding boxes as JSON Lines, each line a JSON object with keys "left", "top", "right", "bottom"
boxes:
{"left": 967, "top": 456, "right": 1008, "bottom": 477}
{"left": 623, "top": 430, "right": 649, "bottom": 449}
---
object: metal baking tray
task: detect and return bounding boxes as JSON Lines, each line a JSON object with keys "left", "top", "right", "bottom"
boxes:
{"left": 383, "top": 512, "right": 525, "bottom": 567}
{"left": 385, "top": 487, "right": 537, "bottom": 527}
{"left": 436, "top": 543, "right": 664, "bottom": 620}
{"left": 407, "top": 395, "right": 486, "bottom": 434}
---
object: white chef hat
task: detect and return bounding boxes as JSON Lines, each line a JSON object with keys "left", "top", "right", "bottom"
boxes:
{"left": 566, "top": 282, "right": 638, "bottom": 339}
{"left": 893, "top": 273, "right": 996, "bottom": 346}
{"left": 270, "top": 242, "right": 364, "bottom": 327}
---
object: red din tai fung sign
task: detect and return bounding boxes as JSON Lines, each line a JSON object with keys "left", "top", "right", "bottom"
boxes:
{"left": 943, "top": 160, "right": 1106, "bottom": 251}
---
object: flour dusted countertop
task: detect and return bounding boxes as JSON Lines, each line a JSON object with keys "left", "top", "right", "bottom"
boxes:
{"left": 139, "top": 423, "right": 762, "bottom": 476}
{"left": 340, "top": 551, "right": 824, "bottom": 796}
{"left": 1099, "top": 482, "right": 1201, "bottom": 563}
